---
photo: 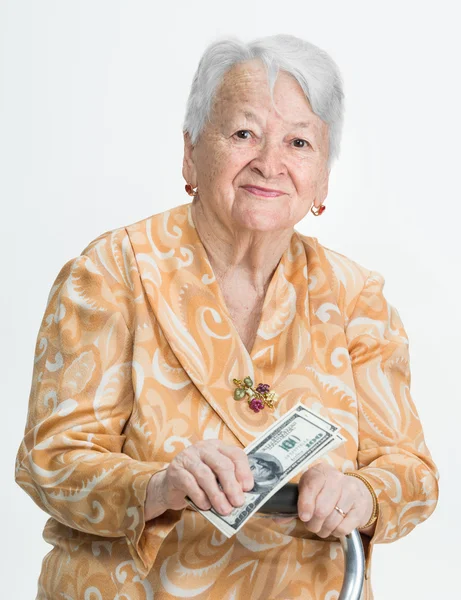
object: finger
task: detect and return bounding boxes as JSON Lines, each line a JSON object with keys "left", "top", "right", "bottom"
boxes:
{"left": 301, "top": 477, "right": 342, "bottom": 533}
{"left": 311, "top": 475, "right": 343, "bottom": 522}
{"left": 173, "top": 469, "right": 212, "bottom": 511}
{"left": 317, "top": 510, "right": 346, "bottom": 539}
{"left": 318, "top": 493, "right": 354, "bottom": 538}
{"left": 298, "top": 467, "right": 327, "bottom": 521}
{"left": 183, "top": 454, "right": 234, "bottom": 515}
{"left": 200, "top": 447, "right": 246, "bottom": 508}
{"left": 218, "top": 445, "right": 254, "bottom": 491}
{"left": 331, "top": 505, "right": 362, "bottom": 538}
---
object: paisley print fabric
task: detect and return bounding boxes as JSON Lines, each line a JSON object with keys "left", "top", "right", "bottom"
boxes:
{"left": 15, "top": 201, "right": 439, "bottom": 599}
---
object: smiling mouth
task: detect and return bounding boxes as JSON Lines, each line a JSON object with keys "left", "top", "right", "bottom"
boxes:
{"left": 242, "top": 186, "right": 285, "bottom": 198}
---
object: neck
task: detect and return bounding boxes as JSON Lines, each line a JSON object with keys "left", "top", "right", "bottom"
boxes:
{"left": 191, "top": 198, "right": 294, "bottom": 295}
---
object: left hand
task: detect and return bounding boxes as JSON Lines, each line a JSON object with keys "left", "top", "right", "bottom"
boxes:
{"left": 273, "top": 463, "right": 374, "bottom": 538}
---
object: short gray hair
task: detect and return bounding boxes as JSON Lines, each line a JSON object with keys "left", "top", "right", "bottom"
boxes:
{"left": 183, "top": 34, "right": 345, "bottom": 171}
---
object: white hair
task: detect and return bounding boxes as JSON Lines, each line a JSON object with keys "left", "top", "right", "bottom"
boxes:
{"left": 182, "top": 34, "right": 345, "bottom": 171}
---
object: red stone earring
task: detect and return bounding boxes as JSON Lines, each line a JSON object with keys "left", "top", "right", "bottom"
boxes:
{"left": 185, "top": 183, "right": 198, "bottom": 197}
{"left": 311, "top": 204, "right": 326, "bottom": 216}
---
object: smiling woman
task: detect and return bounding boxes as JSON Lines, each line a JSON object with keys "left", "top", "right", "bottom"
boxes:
{"left": 184, "top": 57, "right": 330, "bottom": 237}
{"left": 15, "top": 33, "right": 439, "bottom": 600}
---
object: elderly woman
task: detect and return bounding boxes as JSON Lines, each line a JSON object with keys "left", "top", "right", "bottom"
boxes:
{"left": 15, "top": 34, "right": 439, "bottom": 599}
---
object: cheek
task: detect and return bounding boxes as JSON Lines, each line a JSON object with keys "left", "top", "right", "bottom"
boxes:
{"left": 211, "top": 151, "right": 246, "bottom": 186}
{"left": 294, "top": 166, "right": 324, "bottom": 199}
{"left": 293, "top": 162, "right": 318, "bottom": 187}
{"left": 204, "top": 137, "right": 249, "bottom": 181}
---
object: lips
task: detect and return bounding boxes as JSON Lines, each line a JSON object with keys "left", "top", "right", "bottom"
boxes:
{"left": 241, "top": 186, "right": 285, "bottom": 198}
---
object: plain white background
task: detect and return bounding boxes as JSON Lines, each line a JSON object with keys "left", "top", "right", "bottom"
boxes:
{"left": 1, "top": 1, "right": 459, "bottom": 598}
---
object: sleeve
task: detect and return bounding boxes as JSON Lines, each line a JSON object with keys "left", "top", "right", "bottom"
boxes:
{"left": 345, "top": 269, "right": 440, "bottom": 549}
{"left": 14, "top": 248, "right": 183, "bottom": 579}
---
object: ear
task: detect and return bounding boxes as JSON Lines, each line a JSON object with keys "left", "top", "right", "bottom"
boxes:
{"left": 314, "top": 166, "right": 329, "bottom": 208}
{"left": 182, "top": 131, "right": 197, "bottom": 187}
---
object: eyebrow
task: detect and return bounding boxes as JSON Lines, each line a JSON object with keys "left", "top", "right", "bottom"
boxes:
{"left": 240, "top": 110, "right": 313, "bottom": 129}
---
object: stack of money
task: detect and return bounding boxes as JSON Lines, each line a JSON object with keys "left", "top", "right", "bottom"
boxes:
{"left": 187, "top": 403, "right": 347, "bottom": 538}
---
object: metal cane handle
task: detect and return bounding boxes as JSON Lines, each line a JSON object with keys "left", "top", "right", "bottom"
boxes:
{"left": 259, "top": 484, "right": 365, "bottom": 600}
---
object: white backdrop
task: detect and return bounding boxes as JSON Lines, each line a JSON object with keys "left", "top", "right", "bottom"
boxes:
{"left": 1, "top": 1, "right": 459, "bottom": 598}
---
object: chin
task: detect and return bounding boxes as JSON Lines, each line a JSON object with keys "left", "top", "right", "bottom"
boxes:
{"left": 233, "top": 204, "right": 291, "bottom": 232}
{"left": 240, "top": 217, "right": 286, "bottom": 232}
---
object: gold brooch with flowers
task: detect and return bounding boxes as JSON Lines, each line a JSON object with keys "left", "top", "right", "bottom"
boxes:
{"left": 232, "top": 377, "right": 279, "bottom": 412}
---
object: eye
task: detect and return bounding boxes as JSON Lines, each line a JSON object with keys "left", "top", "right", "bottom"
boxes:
{"left": 292, "top": 138, "right": 310, "bottom": 149}
{"left": 233, "top": 130, "right": 252, "bottom": 140}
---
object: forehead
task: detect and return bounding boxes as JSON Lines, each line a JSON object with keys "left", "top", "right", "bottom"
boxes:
{"left": 252, "top": 457, "right": 268, "bottom": 465}
{"left": 212, "top": 59, "right": 320, "bottom": 128}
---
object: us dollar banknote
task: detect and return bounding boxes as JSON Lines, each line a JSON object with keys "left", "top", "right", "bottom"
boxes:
{"left": 186, "top": 402, "right": 347, "bottom": 538}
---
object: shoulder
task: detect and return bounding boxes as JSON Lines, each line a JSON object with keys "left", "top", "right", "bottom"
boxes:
{"left": 69, "top": 212, "right": 163, "bottom": 329}
{"left": 78, "top": 225, "right": 133, "bottom": 289}
{"left": 78, "top": 208, "right": 169, "bottom": 278}
{"left": 78, "top": 203, "right": 191, "bottom": 279}
{"left": 75, "top": 204, "right": 183, "bottom": 300}
{"left": 296, "top": 232, "right": 379, "bottom": 320}
{"left": 82, "top": 202, "right": 191, "bottom": 256}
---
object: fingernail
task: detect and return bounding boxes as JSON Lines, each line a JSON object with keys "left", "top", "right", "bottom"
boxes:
{"left": 299, "top": 512, "right": 311, "bottom": 521}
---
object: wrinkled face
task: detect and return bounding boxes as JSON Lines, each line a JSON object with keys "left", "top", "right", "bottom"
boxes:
{"left": 249, "top": 457, "right": 274, "bottom": 481}
{"left": 183, "top": 58, "right": 330, "bottom": 232}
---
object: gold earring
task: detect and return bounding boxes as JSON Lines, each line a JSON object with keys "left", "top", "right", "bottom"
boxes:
{"left": 185, "top": 183, "right": 198, "bottom": 197}
{"left": 311, "top": 204, "right": 326, "bottom": 216}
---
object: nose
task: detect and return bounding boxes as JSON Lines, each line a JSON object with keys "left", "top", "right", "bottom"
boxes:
{"left": 250, "top": 141, "right": 287, "bottom": 181}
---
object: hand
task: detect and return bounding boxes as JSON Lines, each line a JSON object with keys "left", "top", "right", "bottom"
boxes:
{"left": 294, "top": 463, "right": 374, "bottom": 538}
{"left": 145, "top": 440, "right": 254, "bottom": 520}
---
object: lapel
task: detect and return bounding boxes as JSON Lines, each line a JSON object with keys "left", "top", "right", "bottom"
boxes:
{"left": 126, "top": 202, "right": 345, "bottom": 447}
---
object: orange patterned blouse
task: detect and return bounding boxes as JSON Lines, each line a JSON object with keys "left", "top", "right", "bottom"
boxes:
{"left": 15, "top": 201, "right": 439, "bottom": 599}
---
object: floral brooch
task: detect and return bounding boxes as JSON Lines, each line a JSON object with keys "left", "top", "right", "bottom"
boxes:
{"left": 232, "top": 377, "right": 278, "bottom": 413}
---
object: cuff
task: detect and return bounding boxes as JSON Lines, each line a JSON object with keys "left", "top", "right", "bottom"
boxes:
{"left": 122, "top": 462, "right": 184, "bottom": 579}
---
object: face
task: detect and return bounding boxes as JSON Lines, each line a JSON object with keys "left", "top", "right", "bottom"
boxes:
{"left": 183, "top": 58, "right": 330, "bottom": 233}
{"left": 249, "top": 457, "right": 274, "bottom": 481}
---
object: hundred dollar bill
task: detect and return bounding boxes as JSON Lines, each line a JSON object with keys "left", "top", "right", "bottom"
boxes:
{"left": 186, "top": 402, "right": 347, "bottom": 538}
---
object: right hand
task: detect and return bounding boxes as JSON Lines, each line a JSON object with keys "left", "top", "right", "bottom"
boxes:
{"left": 147, "top": 440, "right": 255, "bottom": 518}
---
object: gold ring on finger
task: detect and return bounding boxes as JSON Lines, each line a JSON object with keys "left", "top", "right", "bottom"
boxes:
{"left": 334, "top": 505, "right": 347, "bottom": 518}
